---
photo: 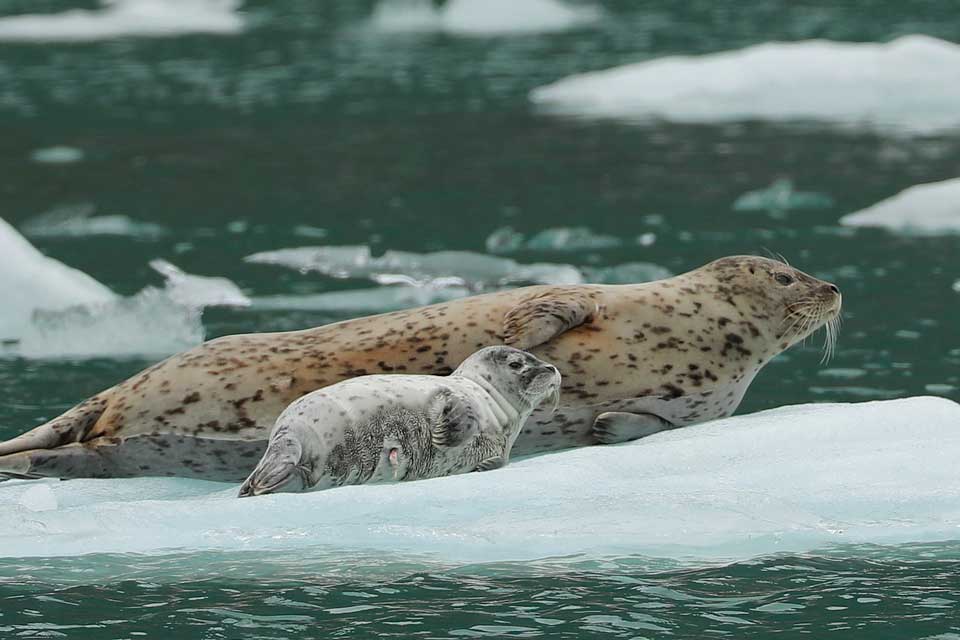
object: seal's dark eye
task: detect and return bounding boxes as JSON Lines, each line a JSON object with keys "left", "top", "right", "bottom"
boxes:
{"left": 774, "top": 273, "right": 794, "bottom": 286}
{"left": 508, "top": 360, "right": 523, "bottom": 370}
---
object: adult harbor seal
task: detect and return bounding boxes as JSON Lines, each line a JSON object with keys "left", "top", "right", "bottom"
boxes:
{"left": 0, "top": 255, "right": 841, "bottom": 482}
{"left": 238, "top": 346, "right": 561, "bottom": 497}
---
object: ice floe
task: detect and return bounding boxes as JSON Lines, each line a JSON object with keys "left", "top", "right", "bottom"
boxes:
{"left": 150, "top": 259, "right": 251, "bottom": 308}
{"left": 370, "top": 0, "right": 601, "bottom": 36}
{"left": 245, "top": 246, "right": 583, "bottom": 290}
{"left": 20, "top": 204, "right": 167, "bottom": 240}
{"left": 840, "top": 177, "right": 960, "bottom": 235}
{"left": 0, "top": 0, "right": 244, "bottom": 42}
{"left": 733, "top": 179, "right": 834, "bottom": 216}
{"left": 530, "top": 35, "right": 960, "bottom": 133}
{"left": 0, "top": 396, "right": 957, "bottom": 562}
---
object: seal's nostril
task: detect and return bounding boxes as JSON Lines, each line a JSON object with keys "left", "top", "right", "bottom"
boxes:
{"left": 828, "top": 284, "right": 840, "bottom": 294}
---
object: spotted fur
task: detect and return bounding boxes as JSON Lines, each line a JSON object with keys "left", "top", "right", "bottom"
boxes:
{"left": 0, "top": 255, "right": 840, "bottom": 482}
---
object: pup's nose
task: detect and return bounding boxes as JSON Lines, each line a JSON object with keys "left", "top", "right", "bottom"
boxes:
{"left": 827, "top": 283, "right": 840, "bottom": 294}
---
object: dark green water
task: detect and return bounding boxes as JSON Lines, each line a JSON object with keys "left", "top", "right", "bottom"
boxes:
{"left": 1, "top": 0, "right": 959, "bottom": 637}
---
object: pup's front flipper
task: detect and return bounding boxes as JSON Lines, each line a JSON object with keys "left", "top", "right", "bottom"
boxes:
{"left": 474, "top": 456, "right": 505, "bottom": 472}
{"left": 591, "top": 411, "right": 674, "bottom": 445}
{"left": 427, "top": 388, "right": 480, "bottom": 448}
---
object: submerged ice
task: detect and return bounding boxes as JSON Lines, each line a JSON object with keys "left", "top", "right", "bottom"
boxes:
{"left": 840, "top": 177, "right": 960, "bottom": 235}
{"left": 21, "top": 204, "right": 168, "bottom": 240}
{"left": 733, "top": 179, "right": 834, "bottom": 216}
{"left": 0, "top": 397, "right": 957, "bottom": 563}
{"left": 530, "top": 35, "right": 960, "bottom": 133}
{"left": 245, "top": 245, "right": 583, "bottom": 290}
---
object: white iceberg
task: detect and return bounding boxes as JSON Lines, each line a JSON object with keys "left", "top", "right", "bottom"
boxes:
{"left": 840, "top": 177, "right": 960, "bottom": 235}
{"left": 0, "top": 0, "right": 244, "bottom": 42}
{"left": 0, "top": 216, "right": 248, "bottom": 357}
{"left": 0, "top": 397, "right": 957, "bottom": 563}
{"left": 0, "top": 216, "right": 116, "bottom": 341}
{"left": 245, "top": 246, "right": 583, "bottom": 290}
{"left": 21, "top": 204, "right": 167, "bottom": 240}
{"left": 530, "top": 35, "right": 960, "bottom": 133}
{"left": 370, "top": 0, "right": 601, "bottom": 36}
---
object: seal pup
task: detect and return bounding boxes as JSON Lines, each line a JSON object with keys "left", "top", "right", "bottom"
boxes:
{"left": 0, "top": 255, "right": 841, "bottom": 481}
{"left": 237, "top": 346, "right": 561, "bottom": 496}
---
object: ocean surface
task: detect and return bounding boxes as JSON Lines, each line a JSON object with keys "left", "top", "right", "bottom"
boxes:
{"left": 1, "top": 0, "right": 959, "bottom": 637}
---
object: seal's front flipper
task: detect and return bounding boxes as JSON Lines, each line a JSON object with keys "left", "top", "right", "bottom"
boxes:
{"left": 475, "top": 456, "right": 505, "bottom": 472}
{"left": 427, "top": 389, "right": 479, "bottom": 448}
{"left": 592, "top": 411, "right": 674, "bottom": 445}
{"left": 502, "top": 289, "right": 598, "bottom": 350}
{"left": 238, "top": 432, "right": 305, "bottom": 497}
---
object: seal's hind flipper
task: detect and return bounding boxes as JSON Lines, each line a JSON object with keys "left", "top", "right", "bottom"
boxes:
{"left": 0, "top": 395, "right": 107, "bottom": 458}
{"left": 427, "top": 389, "right": 479, "bottom": 448}
{"left": 592, "top": 411, "right": 674, "bottom": 445}
{"left": 502, "top": 289, "right": 598, "bottom": 350}
{"left": 238, "top": 432, "right": 304, "bottom": 497}
{"left": 474, "top": 456, "right": 505, "bottom": 472}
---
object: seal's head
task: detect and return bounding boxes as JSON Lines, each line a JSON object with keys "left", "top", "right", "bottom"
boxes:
{"left": 701, "top": 255, "right": 842, "bottom": 360}
{"left": 455, "top": 346, "right": 561, "bottom": 413}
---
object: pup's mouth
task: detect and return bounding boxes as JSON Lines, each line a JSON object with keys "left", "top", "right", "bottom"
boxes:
{"left": 524, "top": 368, "right": 562, "bottom": 413}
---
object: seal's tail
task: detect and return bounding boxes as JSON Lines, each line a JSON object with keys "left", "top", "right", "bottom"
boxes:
{"left": 237, "top": 433, "right": 304, "bottom": 498}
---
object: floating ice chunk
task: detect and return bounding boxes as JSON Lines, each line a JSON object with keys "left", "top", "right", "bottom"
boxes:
{"left": 582, "top": 262, "right": 671, "bottom": 284}
{"left": 251, "top": 284, "right": 471, "bottom": 314}
{"left": 733, "top": 179, "right": 834, "bottom": 215}
{"left": 21, "top": 204, "right": 167, "bottom": 240}
{"left": 245, "top": 246, "right": 582, "bottom": 290}
{"left": 953, "top": 280, "right": 960, "bottom": 293}
{"left": 840, "top": 177, "right": 960, "bottom": 235}
{"left": 150, "top": 259, "right": 251, "bottom": 308}
{"left": 0, "top": 0, "right": 244, "bottom": 42}
{"left": 17, "top": 287, "right": 204, "bottom": 360}
{"left": 293, "top": 225, "right": 328, "bottom": 239}
{"left": 29, "top": 146, "right": 84, "bottom": 164}
{"left": 486, "top": 226, "right": 622, "bottom": 253}
{"left": 0, "top": 397, "right": 957, "bottom": 562}
{"left": 531, "top": 35, "right": 960, "bottom": 133}
{"left": 370, "top": 0, "right": 601, "bottom": 36}
{"left": 0, "top": 216, "right": 115, "bottom": 341}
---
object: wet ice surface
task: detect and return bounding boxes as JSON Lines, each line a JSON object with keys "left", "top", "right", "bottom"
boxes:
{"left": 1, "top": 397, "right": 957, "bottom": 563}
{"left": 530, "top": 35, "right": 960, "bottom": 133}
{"left": 840, "top": 177, "right": 960, "bottom": 235}
{"left": 0, "top": 0, "right": 244, "bottom": 42}
{"left": 21, "top": 204, "right": 167, "bottom": 240}
{"left": 245, "top": 245, "right": 584, "bottom": 289}
{"left": 369, "top": 0, "right": 602, "bottom": 36}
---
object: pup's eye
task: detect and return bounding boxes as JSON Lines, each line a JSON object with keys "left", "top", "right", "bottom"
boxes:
{"left": 508, "top": 360, "right": 523, "bottom": 370}
{"left": 774, "top": 273, "right": 794, "bottom": 286}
